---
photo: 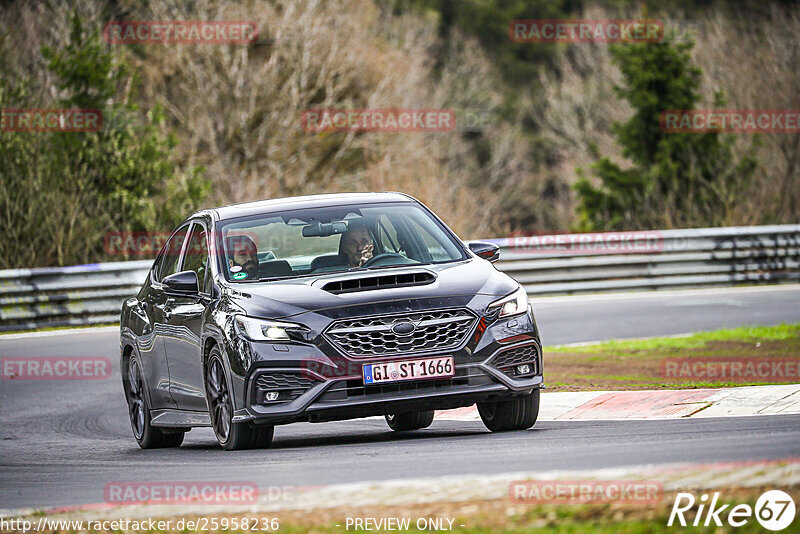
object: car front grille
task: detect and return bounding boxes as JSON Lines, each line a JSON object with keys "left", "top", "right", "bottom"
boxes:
{"left": 324, "top": 308, "right": 477, "bottom": 358}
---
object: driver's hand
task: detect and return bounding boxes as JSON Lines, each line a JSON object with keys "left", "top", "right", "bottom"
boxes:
{"left": 358, "top": 244, "right": 374, "bottom": 266}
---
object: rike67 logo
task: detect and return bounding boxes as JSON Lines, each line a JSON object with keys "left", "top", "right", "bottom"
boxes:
{"left": 668, "top": 490, "right": 796, "bottom": 531}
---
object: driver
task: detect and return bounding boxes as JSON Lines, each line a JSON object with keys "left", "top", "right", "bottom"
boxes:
{"left": 340, "top": 225, "right": 374, "bottom": 267}
{"left": 226, "top": 235, "right": 259, "bottom": 278}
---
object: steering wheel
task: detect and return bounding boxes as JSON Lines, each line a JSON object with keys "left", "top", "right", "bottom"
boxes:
{"left": 361, "top": 252, "right": 415, "bottom": 268}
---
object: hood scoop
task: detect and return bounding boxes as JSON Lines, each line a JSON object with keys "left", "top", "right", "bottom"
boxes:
{"left": 321, "top": 271, "right": 436, "bottom": 295}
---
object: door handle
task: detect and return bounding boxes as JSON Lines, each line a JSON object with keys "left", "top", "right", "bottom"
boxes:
{"left": 167, "top": 304, "right": 205, "bottom": 319}
{"left": 163, "top": 306, "right": 173, "bottom": 321}
{"left": 161, "top": 298, "right": 177, "bottom": 320}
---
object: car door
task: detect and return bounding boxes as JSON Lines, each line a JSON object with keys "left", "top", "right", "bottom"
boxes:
{"left": 144, "top": 224, "right": 190, "bottom": 410}
{"left": 162, "top": 221, "right": 211, "bottom": 412}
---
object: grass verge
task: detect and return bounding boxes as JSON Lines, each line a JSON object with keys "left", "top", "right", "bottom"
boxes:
{"left": 15, "top": 486, "right": 798, "bottom": 533}
{"left": 545, "top": 323, "right": 800, "bottom": 392}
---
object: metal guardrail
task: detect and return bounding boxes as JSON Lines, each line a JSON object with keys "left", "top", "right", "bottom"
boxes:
{"left": 490, "top": 224, "right": 800, "bottom": 295}
{"left": 0, "top": 225, "right": 798, "bottom": 332}
{"left": 0, "top": 261, "right": 152, "bottom": 332}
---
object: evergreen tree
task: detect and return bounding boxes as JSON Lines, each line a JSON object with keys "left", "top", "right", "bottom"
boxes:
{"left": 574, "top": 29, "right": 759, "bottom": 230}
{"left": 0, "top": 11, "right": 208, "bottom": 267}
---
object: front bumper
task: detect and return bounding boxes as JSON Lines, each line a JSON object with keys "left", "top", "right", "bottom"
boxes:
{"left": 232, "top": 335, "right": 543, "bottom": 425}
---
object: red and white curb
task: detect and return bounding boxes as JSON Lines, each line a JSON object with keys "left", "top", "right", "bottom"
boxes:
{"left": 435, "top": 384, "right": 800, "bottom": 421}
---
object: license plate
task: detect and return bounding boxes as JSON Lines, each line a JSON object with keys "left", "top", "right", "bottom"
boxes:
{"left": 363, "top": 356, "right": 454, "bottom": 385}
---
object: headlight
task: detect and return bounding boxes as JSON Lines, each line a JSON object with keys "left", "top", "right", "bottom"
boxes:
{"left": 487, "top": 286, "right": 529, "bottom": 318}
{"left": 235, "top": 315, "right": 305, "bottom": 342}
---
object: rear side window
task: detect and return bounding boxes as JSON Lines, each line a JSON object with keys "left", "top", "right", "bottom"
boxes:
{"left": 156, "top": 225, "right": 189, "bottom": 281}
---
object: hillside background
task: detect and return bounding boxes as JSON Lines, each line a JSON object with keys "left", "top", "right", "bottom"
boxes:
{"left": 1, "top": 0, "right": 798, "bottom": 268}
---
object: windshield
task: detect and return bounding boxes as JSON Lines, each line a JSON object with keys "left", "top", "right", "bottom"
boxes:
{"left": 216, "top": 202, "right": 467, "bottom": 282}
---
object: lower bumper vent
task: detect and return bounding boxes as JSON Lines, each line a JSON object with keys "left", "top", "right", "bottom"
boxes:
{"left": 254, "top": 373, "right": 317, "bottom": 404}
{"left": 489, "top": 344, "right": 540, "bottom": 377}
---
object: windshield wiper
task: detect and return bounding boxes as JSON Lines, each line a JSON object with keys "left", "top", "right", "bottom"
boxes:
{"left": 253, "top": 263, "right": 427, "bottom": 282}
{"left": 255, "top": 275, "right": 297, "bottom": 282}
{"left": 362, "top": 262, "right": 429, "bottom": 271}
{"left": 257, "top": 266, "right": 361, "bottom": 282}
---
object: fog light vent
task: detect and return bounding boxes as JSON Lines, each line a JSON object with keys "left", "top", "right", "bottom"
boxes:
{"left": 254, "top": 372, "right": 318, "bottom": 405}
{"left": 489, "top": 344, "right": 539, "bottom": 379}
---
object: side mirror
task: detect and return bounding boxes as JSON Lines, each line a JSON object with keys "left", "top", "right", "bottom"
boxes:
{"left": 162, "top": 270, "right": 199, "bottom": 294}
{"left": 468, "top": 241, "right": 500, "bottom": 263}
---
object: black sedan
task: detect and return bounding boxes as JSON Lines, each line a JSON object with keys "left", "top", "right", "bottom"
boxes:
{"left": 120, "top": 192, "right": 543, "bottom": 450}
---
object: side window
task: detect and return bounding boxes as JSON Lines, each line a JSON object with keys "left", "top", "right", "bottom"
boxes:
{"left": 183, "top": 223, "right": 209, "bottom": 292}
{"left": 406, "top": 218, "right": 449, "bottom": 261}
{"left": 157, "top": 225, "right": 189, "bottom": 281}
{"left": 376, "top": 215, "right": 402, "bottom": 255}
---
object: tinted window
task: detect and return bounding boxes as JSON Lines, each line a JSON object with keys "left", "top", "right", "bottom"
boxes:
{"left": 216, "top": 202, "right": 466, "bottom": 282}
{"left": 376, "top": 215, "right": 401, "bottom": 254}
{"left": 407, "top": 217, "right": 450, "bottom": 261}
{"left": 182, "top": 223, "right": 209, "bottom": 292}
{"left": 157, "top": 225, "right": 189, "bottom": 281}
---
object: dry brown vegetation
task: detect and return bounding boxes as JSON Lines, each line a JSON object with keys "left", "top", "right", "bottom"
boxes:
{"left": 1, "top": 0, "right": 798, "bottom": 266}
{"left": 538, "top": 3, "right": 800, "bottom": 227}
{"left": 113, "top": 0, "right": 545, "bottom": 238}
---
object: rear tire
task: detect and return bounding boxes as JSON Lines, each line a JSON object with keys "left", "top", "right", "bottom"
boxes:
{"left": 126, "top": 354, "right": 185, "bottom": 449}
{"left": 206, "top": 347, "right": 274, "bottom": 450}
{"left": 385, "top": 410, "right": 435, "bottom": 431}
{"left": 477, "top": 390, "right": 539, "bottom": 432}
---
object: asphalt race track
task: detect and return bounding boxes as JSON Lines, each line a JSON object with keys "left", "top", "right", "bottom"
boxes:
{"left": 1, "top": 285, "right": 800, "bottom": 510}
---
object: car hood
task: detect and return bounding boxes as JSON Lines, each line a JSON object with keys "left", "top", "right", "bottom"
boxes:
{"left": 225, "top": 259, "right": 519, "bottom": 320}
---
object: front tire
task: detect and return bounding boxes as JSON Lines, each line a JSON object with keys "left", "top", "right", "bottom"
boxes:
{"left": 206, "top": 348, "right": 274, "bottom": 450}
{"left": 126, "top": 355, "right": 184, "bottom": 449}
{"left": 477, "top": 390, "right": 539, "bottom": 432}
{"left": 385, "top": 410, "right": 435, "bottom": 431}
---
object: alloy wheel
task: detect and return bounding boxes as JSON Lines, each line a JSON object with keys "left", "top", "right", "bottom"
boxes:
{"left": 207, "top": 357, "right": 231, "bottom": 442}
{"left": 127, "top": 358, "right": 146, "bottom": 440}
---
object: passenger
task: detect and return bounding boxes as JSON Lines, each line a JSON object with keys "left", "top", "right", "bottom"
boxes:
{"left": 226, "top": 235, "right": 259, "bottom": 278}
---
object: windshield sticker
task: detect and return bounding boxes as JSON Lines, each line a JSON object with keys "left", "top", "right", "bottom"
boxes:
{"left": 232, "top": 271, "right": 248, "bottom": 280}
{"left": 230, "top": 265, "right": 242, "bottom": 273}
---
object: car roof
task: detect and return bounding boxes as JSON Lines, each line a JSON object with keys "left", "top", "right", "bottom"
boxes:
{"left": 206, "top": 192, "right": 416, "bottom": 221}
